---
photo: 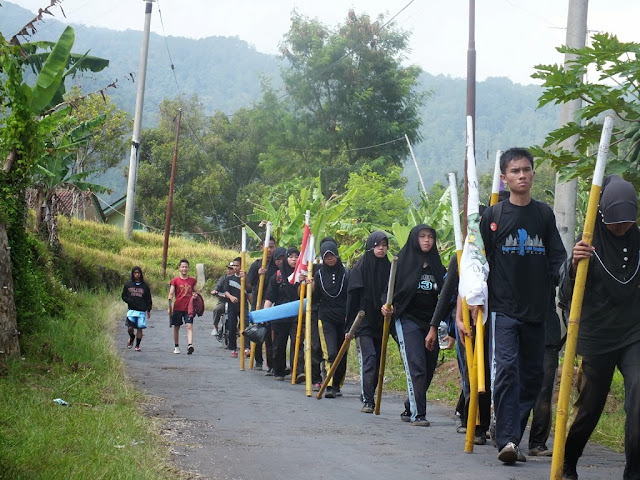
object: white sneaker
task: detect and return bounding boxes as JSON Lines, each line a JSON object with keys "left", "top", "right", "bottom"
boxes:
{"left": 211, "top": 327, "right": 218, "bottom": 336}
{"left": 173, "top": 346, "right": 180, "bottom": 354}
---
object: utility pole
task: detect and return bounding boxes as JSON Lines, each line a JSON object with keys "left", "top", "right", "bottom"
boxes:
{"left": 554, "top": 0, "right": 589, "bottom": 254}
{"left": 124, "top": 0, "right": 154, "bottom": 239}
{"left": 464, "top": 0, "right": 476, "bottom": 237}
{"left": 162, "top": 109, "right": 183, "bottom": 279}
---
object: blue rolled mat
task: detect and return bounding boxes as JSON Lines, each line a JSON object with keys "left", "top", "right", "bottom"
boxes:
{"left": 249, "top": 299, "right": 306, "bottom": 324}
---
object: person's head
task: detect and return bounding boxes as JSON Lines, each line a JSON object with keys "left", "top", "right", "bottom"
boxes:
{"left": 232, "top": 257, "right": 241, "bottom": 273}
{"left": 601, "top": 175, "right": 638, "bottom": 237}
{"left": 416, "top": 227, "right": 436, "bottom": 253}
{"left": 366, "top": 231, "right": 389, "bottom": 259}
{"left": 226, "top": 263, "right": 234, "bottom": 275}
{"left": 178, "top": 259, "right": 189, "bottom": 277}
{"left": 286, "top": 247, "right": 299, "bottom": 268}
{"left": 320, "top": 240, "right": 340, "bottom": 267}
{"left": 499, "top": 148, "right": 535, "bottom": 196}
{"left": 265, "top": 236, "right": 276, "bottom": 259}
{"left": 131, "top": 266, "right": 144, "bottom": 282}
{"left": 273, "top": 247, "right": 287, "bottom": 268}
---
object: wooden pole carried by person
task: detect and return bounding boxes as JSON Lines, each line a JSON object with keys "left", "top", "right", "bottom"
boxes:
{"left": 249, "top": 222, "right": 271, "bottom": 369}
{"left": 316, "top": 310, "right": 365, "bottom": 399}
{"left": 550, "top": 115, "right": 613, "bottom": 480}
{"left": 240, "top": 227, "right": 247, "bottom": 371}
{"left": 304, "top": 235, "right": 315, "bottom": 396}
{"left": 374, "top": 256, "right": 398, "bottom": 415}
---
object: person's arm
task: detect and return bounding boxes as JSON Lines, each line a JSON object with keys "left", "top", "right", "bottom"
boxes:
{"left": 168, "top": 282, "right": 175, "bottom": 313}
{"left": 121, "top": 284, "right": 129, "bottom": 304}
{"left": 430, "top": 259, "right": 458, "bottom": 328}
{"left": 455, "top": 295, "right": 471, "bottom": 347}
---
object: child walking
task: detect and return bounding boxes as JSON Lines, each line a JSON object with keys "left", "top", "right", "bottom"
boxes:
{"left": 168, "top": 259, "right": 198, "bottom": 354}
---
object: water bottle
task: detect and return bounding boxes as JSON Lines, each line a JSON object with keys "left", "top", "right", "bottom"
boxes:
{"left": 438, "top": 321, "right": 448, "bottom": 349}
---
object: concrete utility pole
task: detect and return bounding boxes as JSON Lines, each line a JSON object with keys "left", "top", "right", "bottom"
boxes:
{"left": 124, "top": 0, "right": 154, "bottom": 239}
{"left": 554, "top": 0, "right": 589, "bottom": 254}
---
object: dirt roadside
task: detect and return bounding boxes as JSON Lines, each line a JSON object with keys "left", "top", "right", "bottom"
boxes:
{"left": 119, "top": 312, "right": 625, "bottom": 480}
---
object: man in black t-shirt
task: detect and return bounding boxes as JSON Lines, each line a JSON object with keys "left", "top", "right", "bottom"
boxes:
{"left": 465, "top": 148, "right": 566, "bottom": 465}
{"left": 222, "top": 257, "right": 244, "bottom": 357}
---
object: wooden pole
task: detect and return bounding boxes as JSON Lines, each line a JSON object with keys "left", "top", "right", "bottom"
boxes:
{"left": 249, "top": 222, "right": 271, "bottom": 369}
{"left": 490, "top": 150, "right": 503, "bottom": 207}
{"left": 317, "top": 311, "right": 365, "bottom": 399}
{"left": 550, "top": 115, "right": 613, "bottom": 480}
{"left": 374, "top": 257, "right": 398, "bottom": 415}
{"left": 240, "top": 228, "right": 247, "bottom": 371}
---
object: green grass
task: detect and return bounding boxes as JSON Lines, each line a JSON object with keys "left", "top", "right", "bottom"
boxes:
{"left": 0, "top": 291, "right": 181, "bottom": 480}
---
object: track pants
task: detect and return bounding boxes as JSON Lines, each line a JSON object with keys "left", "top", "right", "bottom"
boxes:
{"left": 356, "top": 335, "right": 381, "bottom": 406}
{"left": 319, "top": 319, "right": 347, "bottom": 388}
{"left": 528, "top": 344, "right": 560, "bottom": 450}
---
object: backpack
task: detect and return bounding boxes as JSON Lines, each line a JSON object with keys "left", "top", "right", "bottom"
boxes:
{"left": 188, "top": 292, "right": 205, "bottom": 319}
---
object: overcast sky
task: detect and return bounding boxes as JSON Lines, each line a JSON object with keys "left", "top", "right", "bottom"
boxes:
{"left": 7, "top": 0, "right": 640, "bottom": 85}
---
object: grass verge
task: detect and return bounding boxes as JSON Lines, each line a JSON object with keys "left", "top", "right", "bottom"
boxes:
{"left": 0, "top": 290, "right": 181, "bottom": 480}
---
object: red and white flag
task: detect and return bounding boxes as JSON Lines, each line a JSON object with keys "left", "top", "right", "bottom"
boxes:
{"left": 289, "top": 219, "right": 313, "bottom": 284}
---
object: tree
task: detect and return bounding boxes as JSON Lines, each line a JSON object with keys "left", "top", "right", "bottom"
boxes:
{"left": 279, "top": 10, "right": 425, "bottom": 190}
{"left": 532, "top": 33, "right": 640, "bottom": 186}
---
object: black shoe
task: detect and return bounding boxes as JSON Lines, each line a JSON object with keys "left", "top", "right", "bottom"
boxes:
{"left": 254, "top": 363, "right": 263, "bottom": 371}
{"left": 400, "top": 409, "right": 411, "bottom": 422}
{"left": 411, "top": 415, "right": 430, "bottom": 427}
{"left": 295, "top": 373, "right": 305, "bottom": 384}
{"left": 324, "top": 387, "right": 336, "bottom": 398}
{"left": 562, "top": 462, "right": 578, "bottom": 480}
{"left": 187, "top": 344, "right": 194, "bottom": 355}
{"left": 361, "top": 403, "right": 374, "bottom": 414}
{"left": 528, "top": 445, "right": 553, "bottom": 457}
{"left": 474, "top": 433, "right": 487, "bottom": 445}
{"left": 498, "top": 442, "right": 518, "bottom": 464}
{"left": 335, "top": 388, "right": 342, "bottom": 397}
{"left": 264, "top": 368, "right": 274, "bottom": 377}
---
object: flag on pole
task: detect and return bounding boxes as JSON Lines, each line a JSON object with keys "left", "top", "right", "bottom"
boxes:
{"left": 458, "top": 116, "right": 489, "bottom": 317}
{"left": 289, "top": 220, "right": 312, "bottom": 284}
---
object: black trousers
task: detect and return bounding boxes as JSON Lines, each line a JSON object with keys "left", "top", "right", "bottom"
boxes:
{"left": 528, "top": 344, "right": 560, "bottom": 449}
{"left": 565, "top": 340, "right": 640, "bottom": 480}
{"left": 356, "top": 335, "right": 382, "bottom": 406}
{"left": 318, "top": 319, "right": 347, "bottom": 388}
{"left": 272, "top": 321, "right": 304, "bottom": 377}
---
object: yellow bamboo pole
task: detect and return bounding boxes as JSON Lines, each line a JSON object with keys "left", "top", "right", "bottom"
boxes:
{"left": 550, "top": 116, "right": 613, "bottom": 480}
{"left": 317, "top": 311, "right": 365, "bottom": 399}
{"left": 239, "top": 228, "right": 247, "bottom": 371}
{"left": 291, "top": 283, "right": 306, "bottom": 385}
{"left": 374, "top": 257, "right": 398, "bottom": 415}
{"left": 304, "top": 235, "right": 315, "bottom": 396}
{"left": 249, "top": 222, "right": 271, "bottom": 370}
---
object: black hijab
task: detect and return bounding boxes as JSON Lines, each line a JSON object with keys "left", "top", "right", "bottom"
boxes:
{"left": 392, "top": 224, "right": 446, "bottom": 318}
{"left": 318, "top": 240, "right": 346, "bottom": 297}
{"left": 592, "top": 175, "right": 640, "bottom": 301}
{"left": 348, "top": 231, "right": 391, "bottom": 309}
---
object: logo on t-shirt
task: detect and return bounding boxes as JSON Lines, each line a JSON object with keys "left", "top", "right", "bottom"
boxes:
{"left": 418, "top": 273, "right": 438, "bottom": 292}
{"left": 501, "top": 228, "right": 546, "bottom": 256}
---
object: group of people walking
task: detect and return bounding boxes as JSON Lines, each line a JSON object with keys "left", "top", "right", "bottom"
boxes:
{"left": 122, "top": 147, "right": 640, "bottom": 480}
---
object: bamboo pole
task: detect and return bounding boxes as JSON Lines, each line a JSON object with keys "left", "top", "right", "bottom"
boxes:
{"left": 317, "top": 311, "right": 365, "bottom": 399}
{"left": 249, "top": 222, "right": 271, "bottom": 369}
{"left": 550, "top": 115, "right": 613, "bottom": 480}
{"left": 489, "top": 150, "right": 503, "bottom": 207}
{"left": 240, "top": 228, "right": 247, "bottom": 371}
{"left": 304, "top": 235, "right": 315, "bottom": 396}
{"left": 374, "top": 257, "right": 398, "bottom": 415}
{"left": 292, "top": 211, "right": 311, "bottom": 384}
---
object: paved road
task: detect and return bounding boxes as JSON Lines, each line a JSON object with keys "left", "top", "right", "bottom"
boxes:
{"left": 120, "top": 312, "right": 625, "bottom": 480}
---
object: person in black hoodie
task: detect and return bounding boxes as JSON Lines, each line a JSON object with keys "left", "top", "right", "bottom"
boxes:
{"left": 383, "top": 224, "right": 446, "bottom": 426}
{"left": 560, "top": 175, "right": 640, "bottom": 480}
{"left": 346, "top": 231, "right": 391, "bottom": 414}
{"left": 122, "top": 266, "right": 153, "bottom": 352}
{"left": 264, "top": 247, "right": 305, "bottom": 382}
{"left": 312, "top": 240, "right": 349, "bottom": 398}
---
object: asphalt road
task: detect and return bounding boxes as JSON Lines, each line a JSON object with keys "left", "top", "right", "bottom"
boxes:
{"left": 119, "top": 311, "right": 625, "bottom": 480}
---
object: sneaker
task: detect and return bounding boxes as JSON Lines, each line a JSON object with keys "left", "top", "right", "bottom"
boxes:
{"left": 528, "top": 445, "right": 553, "bottom": 457}
{"left": 134, "top": 345, "right": 141, "bottom": 352}
{"left": 244, "top": 348, "right": 251, "bottom": 358}
{"left": 274, "top": 375, "right": 285, "bottom": 381}
{"left": 312, "top": 382, "right": 321, "bottom": 391}
{"left": 264, "top": 368, "right": 274, "bottom": 377}
{"left": 230, "top": 350, "right": 238, "bottom": 358}
{"left": 295, "top": 373, "right": 306, "bottom": 384}
{"left": 474, "top": 433, "right": 487, "bottom": 445}
{"left": 498, "top": 442, "right": 518, "bottom": 464}
{"left": 335, "top": 388, "right": 342, "bottom": 397}
{"left": 516, "top": 446, "right": 527, "bottom": 463}
{"left": 127, "top": 338, "right": 134, "bottom": 349}
{"left": 324, "top": 387, "right": 336, "bottom": 398}
{"left": 411, "top": 415, "right": 430, "bottom": 427}
{"left": 456, "top": 425, "right": 467, "bottom": 434}
{"left": 562, "top": 462, "right": 578, "bottom": 480}
{"left": 489, "top": 420, "right": 497, "bottom": 447}
{"left": 173, "top": 346, "right": 180, "bottom": 354}
{"left": 361, "top": 403, "right": 374, "bottom": 414}
{"left": 255, "top": 363, "right": 263, "bottom": 371}
{"left": 187, "top": 344, "right": 194, "bottom": 355}
{"left": 400, "top": 409, "right": 411, "bottom": 423}
{"left": 211, "top": 327, "right": 218, "bottom": 336}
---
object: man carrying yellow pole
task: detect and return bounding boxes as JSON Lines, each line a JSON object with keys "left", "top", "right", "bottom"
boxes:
{"left": 248, "top": 222, "right": 273, "bottom": 370}
{"left": 551, "top": 116, "right": 616, "bottom": 480}
{"left": 466, "top": 142, "right": 566, "bottom": 465}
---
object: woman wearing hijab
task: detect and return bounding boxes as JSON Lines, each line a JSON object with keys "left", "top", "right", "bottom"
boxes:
{"left": 560, "top": 175, "right": 640, "bottom": 480}
{"left": 312, "top": 240, "right": 349, "bottom": 398}
{"left": 346, "top": 231, "right": 391, "bottom": 413}
{"left": 264, "top": 247, "right": 305, "bottom": 382}
{"left": 383, "top": 224, "right": 446, "bottom": 426}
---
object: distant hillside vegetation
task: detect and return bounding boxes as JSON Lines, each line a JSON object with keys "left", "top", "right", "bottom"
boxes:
{"left": 2, "top": 1, "right": 559, "bottom": 199}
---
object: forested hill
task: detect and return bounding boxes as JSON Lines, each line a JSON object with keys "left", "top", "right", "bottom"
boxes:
{"left": 1, "top": 2, "right": 558, "bottom": 196}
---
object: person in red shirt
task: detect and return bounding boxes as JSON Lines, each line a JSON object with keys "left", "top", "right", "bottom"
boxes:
{"left": 168, "top": 259, "right": 198, "bottom": 354}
